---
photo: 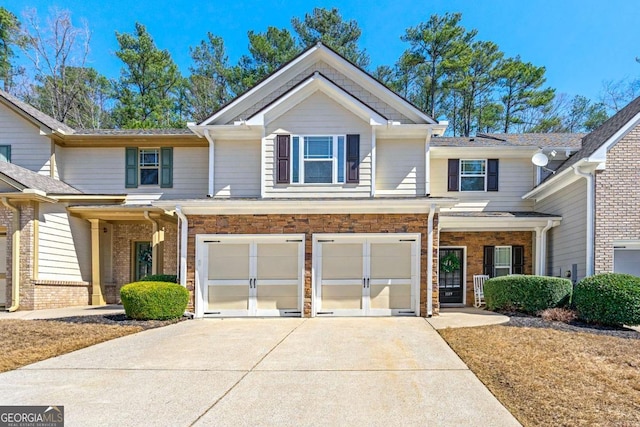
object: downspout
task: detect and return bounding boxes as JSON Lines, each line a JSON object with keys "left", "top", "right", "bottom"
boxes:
{"left": 574, "top": 166, "right": 595, "bottom": 276}
{"left": 427, "top": 204, "right": 436, "bottom": 317}
{"left": 539, "top": 220, "right": 554, "bottom": 276}
{"left": 143, "top": 211, "right": 159, "bottom": 275}
{"left": 2, "top": 198, "right": 20, "bottom": 311}
{"left": 425, "top": 133, "right": 432, "bottom": 195}
{"left": 204, "top": 129, "right": 215, "bottom": 197}
{"left": 174, "top": 206, "right": 188, "bottom": 287}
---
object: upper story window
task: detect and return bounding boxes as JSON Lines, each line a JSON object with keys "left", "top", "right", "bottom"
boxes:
{"left": 139, "top": 149, "right": 160, "bottom": 185}
{"left": 460, "top": 159, "right": 486, "bottom": 191}
{"left": 447, "top": 158, "right": 499, "bottom": 192}
{"left": 292, "top": 135, "right": 345, "bottom": 184}
{"left": 0, "top": 145, "right": 10, "bottom": 163}
{"left": 125, "top": 147, "right": 173, "bottom": 189}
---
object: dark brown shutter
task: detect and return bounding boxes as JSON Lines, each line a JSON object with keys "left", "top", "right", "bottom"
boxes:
{"left": 447, "top": 159, "right": 459, "bottom": 191}
{"left": 346, "top": 134, "right": 360, "bottom": 184}
{"left": 276, "top": 135, "right": 290, "bottom": 184}
{"left": 487, "top": 159, "right": 499, "bottom": 191}
{"left": 483, "top": 246, "right": 495, "bottom": 276}
{"left": 512, "top": 245, "right": 525, "bottom": 274}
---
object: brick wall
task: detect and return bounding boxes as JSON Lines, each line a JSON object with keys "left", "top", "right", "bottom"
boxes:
{"left": 109, "top": 220, "right": 178, "bottom": 303}
{"left": 32, "top": 280, "right": 90, "bottom": 309}
{"left": 186, "top": 213, "right": 437, "bottom": 317}
{"left": 439, "top": 231, "right": 533, "bottom": 306}
{"left": 594, "top": 125, "right": 640, "bottom": 273}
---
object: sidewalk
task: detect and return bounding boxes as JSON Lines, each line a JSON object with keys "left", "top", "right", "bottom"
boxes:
{"left": 427, "top": 307, "right": 510, "bottom": 329}
{"left": 0, "top": 305, "right": 124, "bottom": 320}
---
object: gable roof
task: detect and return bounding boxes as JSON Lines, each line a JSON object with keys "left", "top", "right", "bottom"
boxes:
{"left": 199, "top": 42, "right": 437, "bottom": 126}
{"left": 0, "top": 161, "right": 81, "bottom": 194}
{"left": 0, "top": 89, "right": 74, "bottom": 134}
{"left": 545, "top": 95, "right": 640, "bottom": 180}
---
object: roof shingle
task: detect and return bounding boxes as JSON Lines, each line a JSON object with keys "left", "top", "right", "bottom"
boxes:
{"left": 0, "top": 90, "right": 74, "bottom": 134}
{"left": 0, "top": 162, "right": 81, "bottom": 194}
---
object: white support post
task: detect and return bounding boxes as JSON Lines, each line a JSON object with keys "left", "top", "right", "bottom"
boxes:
{"left": 370, "top": 127, "right": 376, "bottom": 197}
{"left": 425, "top": 133, "right": 432, "bottom": 195}
{"left": 204, "top": 129, "right": 215, "bottom": 197}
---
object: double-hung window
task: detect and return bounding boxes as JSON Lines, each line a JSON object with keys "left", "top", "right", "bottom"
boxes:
{"left": 292, "top": 135, "right": 345, "bottom": 184}
{"left": 493, "top": 246, "right": 512, "bottom": 277}
{"left": 139, "top": 149, "right": 160, "bottom": 185}
{"left": 460, "top": 159, "right": 486, "bottom": 191}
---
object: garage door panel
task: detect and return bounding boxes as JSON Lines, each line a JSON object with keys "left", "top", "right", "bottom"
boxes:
{"left": 208, "top": 244, "right": 250, "bottom": 280}
{"left": 321, "top": 284, "right": 363, "bottom": 310}
{"left": 321, "top": 244, "right": 363, "bottom": 280}
{"left": 370, "top": 284, "right": 412, "bottom": 309}
{"left": 208, "top": 285, "right": 249, "bottom": 310}
{"left": 257, "top": 243, "right": 299, "bottom": 280}
{"left": 370, "top": 243, "right": 412, "bottom": 280}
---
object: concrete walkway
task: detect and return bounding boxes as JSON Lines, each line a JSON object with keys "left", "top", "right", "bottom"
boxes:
{"left": 0, "top": 304, "right": 125, "bottom": 320}
{"left": 0, "top": 317, "right": 520, "bottom": 427}
{"left": 427, "top": 307, "right": 510, "bottom": 330}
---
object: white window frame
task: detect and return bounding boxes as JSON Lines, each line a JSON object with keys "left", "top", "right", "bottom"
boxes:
{"left": 139, "top": 148, "right": 160, "bottom": 186}
{"left": 459, "top": 159, "right": 487, "bottom": 192}
{"left": 291, "top": 135, "right": 346, "bottom": 184}
{"left": 494, "top": 246, "right": 512, "bottom": 277}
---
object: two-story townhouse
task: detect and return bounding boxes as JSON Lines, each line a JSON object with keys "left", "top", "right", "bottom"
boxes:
{"left": 2, "top": 41, "right": 638, "bottom": 317}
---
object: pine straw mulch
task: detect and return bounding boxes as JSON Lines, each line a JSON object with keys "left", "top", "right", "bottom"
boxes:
{"left": 0, "top": 315, "right": 185, "bottom": 372}
{"left": 439, "top": 316, "right": 640, "bottom": 427}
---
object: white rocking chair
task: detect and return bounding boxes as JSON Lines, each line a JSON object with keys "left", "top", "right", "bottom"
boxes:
{"left": 473, "top": 275, "right": 489, "bottom": 308}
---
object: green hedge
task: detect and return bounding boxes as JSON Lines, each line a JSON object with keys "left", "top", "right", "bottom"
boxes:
{"left": 120, "top": 281, "right": 188, "bottom": 320}
{"left": 574, "top": 273, "right": 640, "bottom": 326}
{"left": 483, "top": 275, "right": 573, "bottom": 314}
{"left": 139, "top": 274, "right": 178, "bottom": 283}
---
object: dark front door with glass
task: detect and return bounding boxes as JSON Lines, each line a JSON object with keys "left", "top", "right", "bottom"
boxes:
{"left": 439, "top": 248, "right": 464, "bottom": 304}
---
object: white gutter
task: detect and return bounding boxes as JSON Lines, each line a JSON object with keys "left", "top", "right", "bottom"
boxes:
{"left": 203, "top": 129, "right": 215, "bottom": 197}
{"left": 370, "top": 127, "right": 376, "bottom": 197}
{"left": 143, "top": 211, "right": 159, "bottom": 275}
{"left": 425, "top": 133, "right": 432, "bottom": 195}
{"left": 427, "top": 204, "right": 436, "bottom": 317}
{"left": 535, "top": 220, "right": 556, "bottom": 275}
{"left": 2, "top": 198, "right": 19, "bottom": 311}
{"left": 175, "top": 206, "right": 188, "bottom": 287}
{"left": 574, "top": 166, "right": 595, "bottom": 276}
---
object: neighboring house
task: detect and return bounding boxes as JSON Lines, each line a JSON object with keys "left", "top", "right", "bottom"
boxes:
{"left": 0, "top": 42, "right": 637, "bottom": 317}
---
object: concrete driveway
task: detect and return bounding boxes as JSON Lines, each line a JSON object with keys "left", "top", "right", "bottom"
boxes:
{"left": 0, "top": 318, "right": 520, "bottom": 426}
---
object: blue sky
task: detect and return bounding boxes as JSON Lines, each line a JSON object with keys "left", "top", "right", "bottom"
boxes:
{"left": 5, "top": 0, "right": 640, "bottom": 100}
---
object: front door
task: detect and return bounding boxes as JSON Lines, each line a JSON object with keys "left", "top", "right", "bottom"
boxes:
{"left": 199, "top": 235, "right": 304, "bottom": 317}
{"left": 134, "top": 241, "right": 152, "bottom": 281}
{"left": 315, "top": 234, "right": 419, "bottom": 316}
{"left": 439, "top": 248, "right": 464, "bottom": 304}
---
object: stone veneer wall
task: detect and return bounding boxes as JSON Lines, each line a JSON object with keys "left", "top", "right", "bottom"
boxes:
{"left": 109, "top": 220, "right": 177, "bottom": 303}
{"left": 594, "top": 125, "right": 640, "bottom": 273}
{"left": 186, "top": 213, "right": 438, "bottom": 317}
{"left": 439, "top": 231, "right": 533, "bottom": 306}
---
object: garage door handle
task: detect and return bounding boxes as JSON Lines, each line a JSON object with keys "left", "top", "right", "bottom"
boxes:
{"left": 367, "top": 278, "right": 370, "bottom": 288}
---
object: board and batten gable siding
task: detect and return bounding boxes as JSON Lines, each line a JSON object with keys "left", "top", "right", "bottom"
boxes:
{"left": 264, "top": 91, "right": 371, "bottom": 198}
{"left": 230, "top": 60, "right": 415, "bottom": 125}
{"left": 376, "top": 138, "right": 425, "bottom": 196}
{"left": 535, "top": 179, "right": 587, "bottom": 280}
{"left": 430, "top": 157, "right": 535, "bottom": 211}
{"left": 213, "top": 140, "right": 261, "bottom": 197}
{"left": 38, "top": 203, "right": 91, "bottom": 282}
{"left": 57, "top": 146, "right": 208, "bottom": 198}
{"left": 0, "top": 103, "right": 54, "bottom": 176}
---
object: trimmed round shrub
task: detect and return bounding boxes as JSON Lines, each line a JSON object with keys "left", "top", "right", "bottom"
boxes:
{"left": 139, "top": 274, "right": 178, "bottom": 283}
{"left": 120, "top": 281, "right": 189, "bottom": 320}
{"left": 574, "top": 273, "right": 640, "bottom": 326}
{"left": 483, "top": 275, "right": 572, "bottom": 314}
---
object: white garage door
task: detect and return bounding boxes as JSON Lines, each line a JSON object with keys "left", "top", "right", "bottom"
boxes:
{"left": 314, "top": 233, "right": 420, "bottom": 316}
{"left": 614, "top": 248, "right": 640, "bottom": 276}
{"left": 197, "top": 235, "right": 305, "bottom": 317}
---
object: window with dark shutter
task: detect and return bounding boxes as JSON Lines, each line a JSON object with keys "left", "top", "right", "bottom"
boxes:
{"left": 160, "top": 147, "right": 173, "bottom": 188}
{"left": 346, "top": 134, "right": 360, "bottom": 184}
{"left": 487, "top": 159, "right": 499, "bottom": 191}
{"left": 0, "top": 145, "right": 11, "bottom": 163}
{"left": 125, "top": 147, "right": 138, "bottom": 188}
{"left": 448, "top": 159, "right": 459, "bottom": 191}
{"left": 276, "top": 135, "right": 290, "bottom": 184}
{"left": 512, "top": 245, "right": 525, "bottom": 274}
{"left": 483, "top": 246, "right": 495, "bottom": 276}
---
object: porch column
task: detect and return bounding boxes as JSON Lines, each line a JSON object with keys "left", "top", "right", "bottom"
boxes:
{"left": 144, "top": 212, "right": 164, "bottom": 275}
{"left": 89, "top": 219, "right": 105, "bottom": 305}
{"left": 534, "top": 226, "right": 543, "bottom": 275}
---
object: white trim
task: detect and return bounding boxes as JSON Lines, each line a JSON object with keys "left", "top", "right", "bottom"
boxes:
{"left": 438, "top": 246, "right": 467, "bottom": 306}
{"left": 574, "top": 165, "right": 595, "bottom": 276}
{"left": 459, "top": 159, "right": 488, "bottom": 192}
{"left": 425, "top": 135, "right": 431, "bottom": 195}
{"left": 260, "top": 128, "right": 266, "bottom": 198}
{"left": 155, "top": 198, "right": 457, "bottom": 215}
{"left": 439, "top": 215, "right": 561, "bottom": 232}
{"left": 427, "top": 206, "right": 436, "bottom": 316}
{"left": 371, "top": 127, "right": 376, "bottom": 197}
{"left": 204, "top": 129, "right": 215, "bottom": 197}
{"left": 175, "top": 206, "right": 188, "bottom": 290}
{"left": 291, "top": 135, "right": 346, "bottom": 184}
